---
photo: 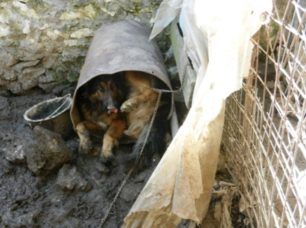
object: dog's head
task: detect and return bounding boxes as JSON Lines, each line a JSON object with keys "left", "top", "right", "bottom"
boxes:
{"left": 79, "top": 76, "right": 125, "bottom": 114}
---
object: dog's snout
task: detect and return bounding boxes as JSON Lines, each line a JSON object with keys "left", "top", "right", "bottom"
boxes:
{"left": 106, "top": 97, "right": 117, "bottom": 108}
{"left": 107, "top": 104, "right": 116, "bottom": 110}
{"left": 106, "top": 96, "right": 119, "bottom": 114}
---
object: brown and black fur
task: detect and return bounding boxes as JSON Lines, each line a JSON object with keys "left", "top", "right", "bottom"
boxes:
{"left": 121, "top": 71, "right": 159, "bottom": 139}
{"left": 75, "top": 75, "right": 127, "bottom": 160}
{"left": 121, "top": 71, "right": 170, "bottom": 165}
{"left": 75, "top": 71, "right": 169, "bottom": 166}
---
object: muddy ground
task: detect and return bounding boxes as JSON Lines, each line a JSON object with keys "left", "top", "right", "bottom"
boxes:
{"left": 0, "top": 86, "right": 248, "bottom": 228}
{"left": 0, "top": 86, "right": 162, "bottom": 228}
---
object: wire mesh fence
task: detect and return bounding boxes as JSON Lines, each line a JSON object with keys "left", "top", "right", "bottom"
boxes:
{"left": 222, "top": 0, "right": 306, "bottom": 227}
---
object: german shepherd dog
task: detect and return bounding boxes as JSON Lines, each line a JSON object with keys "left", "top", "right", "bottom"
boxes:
{"left": 75, "top": 75, "right": 127, "bottom": 160}
{"left": 121, "top": 71, "right": 159, "bottom": 139}
{"left": 121, "top": 71, "right": 169, "bottom": 165}
{"left": 76, "top": 71, "right": 169, "bottom": 165}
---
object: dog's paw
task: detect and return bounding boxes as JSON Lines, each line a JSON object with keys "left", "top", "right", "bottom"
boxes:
{"left": 123, "top": 129, "right": 132, "bottom": 137}
{"left": 99, "top": 153, "right": 117, "bottom": 167}
{"left": 100, "top": 148, "right": 115, "bottom": 162}
{"left": 96, "top": 160, "right": 111, "bottom": 174}
{"left": 120, "top": 99, "right": 137, "bottom": 112}
{"left": 78, "top": 140, "right": 93, "bottom": 154}
{"left": 124, "top": 125, "right": 141, "bottom": 139}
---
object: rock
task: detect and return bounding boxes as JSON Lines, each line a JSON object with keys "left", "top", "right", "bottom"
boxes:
{"left": 120, "top": 182, "right": 143, "bottom": 203}
{"left": 51, "top": 82, "right": 76, "bottom": 96}
{"left": 2, "top": 210, "right": 40, "bottom": 227}
{"left": 1, "top": 49, "right": 17, "bottom": 68}
{"left": 0, "top": 25, "right": 10, "bottom": 37}
{"left": 25, "top": 126, "right": 72, "bottom": 176}
{"left": 2, "top": 70, "right": 16, "bottom": 81}
{"left": 19, "top": 67, "right": 46, "bottom": 91}
{"left": 0, "top": 89, "right": 11, "bottom": 97}
{"left": 42, "top": 55, "right": 58, "bottom": 69}
{"left": 14, "top": 60, "right": 41, "bottom": 73}
{"left": 70, "top": 28, "right": 93, "bottom": 39}
{"left": 0, "top": 0, "right": 163, "bottom": 94}
{"left": 52, "top": 84, "right": 72, "bottom": 95}
{"left": 38, "top": 71, "right": 55, "bottom": 84}
{"left": 65, "top": 139, "right": 79, "bottom": 153}
{"left": 38, "top": 81, "right": 60, "bottom": 93}
{"left": 0, "top": 96, "right": 10, "bottom": 120}
{"left": 4, "top": 145, "right": 26, "bottom": 164}
{"left": 0, "top": 158, "right": 15, "bottom": 175}
{"left": 0, "top": 78, "right": 7, "bottom": 86}
{"left": 0, "top": 89, "right": 10, "bottom": 96}
{"left": 96, "top": 162, "right": 111, "bottom": 175}
{"left": 133, "top": 169, "right": 150, "bottom": 183}
{"left": 56, "top": 164, "right": 91, "bottom": 192}
{"left": 7, "top": 82, "right": 23, "bottom": 94}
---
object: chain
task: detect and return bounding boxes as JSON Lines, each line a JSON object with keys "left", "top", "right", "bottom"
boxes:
{"left": 98, "top": 91, "right": 162, "bottom": 227}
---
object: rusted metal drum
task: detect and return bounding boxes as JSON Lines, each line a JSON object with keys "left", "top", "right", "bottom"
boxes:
{"left": 70, "top": 19, "right": 173, "bottom": 129}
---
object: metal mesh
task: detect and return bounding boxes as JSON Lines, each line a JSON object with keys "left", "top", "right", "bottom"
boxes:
{"left": 222, "top": 0, "right": 306, "bottom": 227}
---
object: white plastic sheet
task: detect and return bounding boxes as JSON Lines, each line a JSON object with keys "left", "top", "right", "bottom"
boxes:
{"left": 124, "top": 0, "right": 272, "bottom": 226}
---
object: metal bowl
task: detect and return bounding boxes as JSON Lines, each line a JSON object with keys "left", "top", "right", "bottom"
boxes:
{"left": 23, "top": 94, "right": 73, "bottom": 139}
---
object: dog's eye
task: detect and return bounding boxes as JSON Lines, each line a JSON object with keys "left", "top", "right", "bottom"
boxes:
{"left": 100, "top": 83, "right": 108, "bottom": 91}
{"left": 109, "top": 82, "right": 118, "bottom": 91}
{"left": 99, "top": 87, "right": 105, "bottom": 93}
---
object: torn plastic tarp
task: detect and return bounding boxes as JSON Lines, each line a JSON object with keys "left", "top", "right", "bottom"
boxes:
{"left": 124, "top": 0, "right": 272, "bottom": 226}
{"left": 150, "top": 0, "right": 183, "bottom": 40}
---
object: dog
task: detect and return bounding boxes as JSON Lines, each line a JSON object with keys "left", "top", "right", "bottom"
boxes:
{"left": 121, "top": 71, "right": 170, "bottom": 166}
{"left": 75, "top": 71, "right": 169, "bottom": 166}
{"left": 121, "top": 71, "right": 159, "bottom": 139}
{"left": 75, "top": 75, "right": 127, "bottom": 160}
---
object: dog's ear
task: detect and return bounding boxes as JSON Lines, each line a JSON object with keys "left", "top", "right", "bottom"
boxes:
{"left": 112, "top": 72, "right": 123, "bottom": 83}
{"left": 112, "top": 73, "right": 126, "bottom": 89}
{"left": 78, "top": 80, "right": 95, "bottom": 101}
{"left": 77, "top": 85, "right": 86, "bottom": 98}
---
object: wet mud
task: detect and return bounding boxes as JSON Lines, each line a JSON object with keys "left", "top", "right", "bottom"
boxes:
{"left": 0, "top": 88, "right": 157, "bottom": 227}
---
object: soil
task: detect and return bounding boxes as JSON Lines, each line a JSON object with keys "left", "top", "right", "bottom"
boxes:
{"left": 0, "top": 87, "right": 158, "bottom": 228}
{"left": 0, "top": 86, "right": 247, "bottom": 228}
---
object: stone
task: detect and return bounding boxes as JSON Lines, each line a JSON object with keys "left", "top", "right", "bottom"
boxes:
{"left": 0, "top": 78, "right": 7, "bottom": 86}
{"left": 38, "top": 81, "right": 60, "bottom": 93}
{"left": 52, "top": 84, "right": 73, "bottom": 95}
{"left": 42, "top": 55, "right": 58, "bottom": 69}
{"left": 120, "top": 182, "right": 143, "bottom": 202}
{"left": 4, "top": 145, "right": 26, "bottom": 164}
{"left": 14, "top": 60, "right": 41, "bottom": 73}
{"left": 20, "top": 53, "right": 45, "bottom": 62}
{"left": 25, "top": 126, "right": 72, "bottom": 176}
{"left": 2, "top": 210, "right": 40, "bottom": 227}
{"left": 0, "top": 25, "right": 10, "bottom": 37}
{"left": 2, "top": 70, "right": 17, "bottom": 81}
{"left": 7, "top": 82, "right": 23, "bottom": 94}
{"left": 38, "top": 71, "right": 55, "bottom": 84}
{"left": 2, "top": 51, "right": 17, "bottom": 68}
{"left": 0, "top": 0, "right": 163, "bottom": 94}
{"left": 0, "top": 96, "right": 10, "bottom": 120}
{"left": 56, "top": 164, "right": 91, "bottom": 192}
{"left": 0, "top": 89, "right": 10, "bottom": 96}
{"left": 70, "top": 28, "right": 93, "bottom": 39}
{"left": 19, "top": 67, "right": 46, "bottom": 91}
